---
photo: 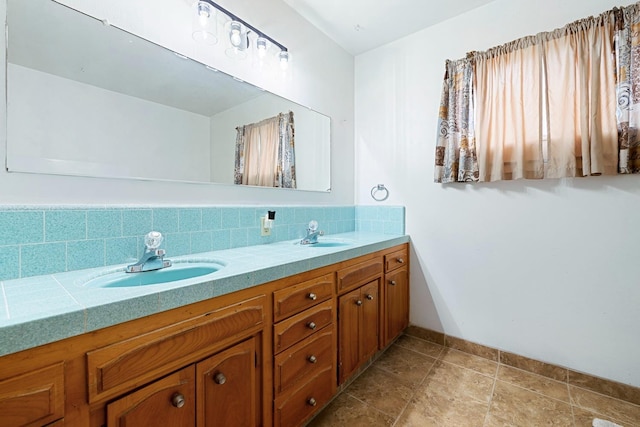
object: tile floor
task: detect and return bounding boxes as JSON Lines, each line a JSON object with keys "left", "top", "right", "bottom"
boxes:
{"left": 307, "top": 333, "right": 640, "bottom": 427}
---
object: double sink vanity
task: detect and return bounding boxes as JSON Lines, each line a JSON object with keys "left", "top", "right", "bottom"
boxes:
{"left": 0, "top": 231, "right": 409, "bottom": 427}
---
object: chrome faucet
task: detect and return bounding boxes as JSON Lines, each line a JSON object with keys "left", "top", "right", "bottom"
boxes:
{"left": 300, "top": 220, "right": 324, "bottom": 245}
{"left": 126, "top": 231, "right": 172, "bottom": 273}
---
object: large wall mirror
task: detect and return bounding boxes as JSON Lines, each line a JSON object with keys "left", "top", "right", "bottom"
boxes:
{"left": 5, "top": 0, "right": 331, "bottom": 192}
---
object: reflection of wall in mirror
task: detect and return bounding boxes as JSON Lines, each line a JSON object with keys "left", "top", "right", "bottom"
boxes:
{"left": 8, "top": 63, "right": 212, "bottom": 182}
{"left": 210, "top": 94, "right": 330, "bottom": 191}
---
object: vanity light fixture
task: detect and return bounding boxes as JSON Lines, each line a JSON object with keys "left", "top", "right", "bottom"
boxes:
{"left": 193, "top": 0, "right": 290, "bottom": 69}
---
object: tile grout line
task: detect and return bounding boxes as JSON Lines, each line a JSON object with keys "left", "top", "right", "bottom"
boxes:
{"left": 343, "top": 391, "right": 398, "bottom": 424}
{"left": 482, "top": 360, "right": 499, "bottom": 427}
{"left": 391, "top": 354, "right": 439, "bottom": 427}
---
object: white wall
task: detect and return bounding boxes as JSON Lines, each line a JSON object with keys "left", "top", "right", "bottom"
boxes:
{"left": 355, "top": 0, "right": 640, "bottom": 387}
{"left": 0, "top": 0, "right": 353, "bottom": 204}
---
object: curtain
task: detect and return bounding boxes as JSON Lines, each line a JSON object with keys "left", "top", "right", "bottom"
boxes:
{"left": 276, "top": 111, "right": 296, "bottom": 188}
{"left": 234, "top": 112, "right": 296, "bottom": 188}
{"left": 615, "top": 4, "right": 640, "bottom": 174}
{"left": 475, "top": 37, "right": 544, "bottom": 181}
{"left": 541, "top": 13, "right": 618, "bottom": 178}
{"left": 435, "top": 4, "right": 626, "bottom": 183}
{"left": 434, "top": 58, "right": 479, "bottom": 183}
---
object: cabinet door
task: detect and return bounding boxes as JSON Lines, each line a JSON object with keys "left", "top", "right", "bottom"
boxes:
{"left": 0, "top": 363, "right": 65, "bottom": 427}
{"left": 338, "top": 287, "right": 361, "bottom": 384}
{"left": 385, "top": 268, "right": 409, "bottom": 345}
{"left": 360, "top": 280, "right": 380, "bottom": 362}
{"left": 197, "top": 337, "right": 258, "bottom": 427}
{"left": 106, "top": 366, "right": 195, "bottom": 427}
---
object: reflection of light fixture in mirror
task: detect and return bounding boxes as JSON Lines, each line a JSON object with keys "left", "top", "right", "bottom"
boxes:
{"left": 225, "top": 20, "right": 248, "bottom": 59}
{"left": 193, "top": 0, "right": 290, "bottom": 70}
{"left": 192, "top": 1, "right": 217, "bottom": 45}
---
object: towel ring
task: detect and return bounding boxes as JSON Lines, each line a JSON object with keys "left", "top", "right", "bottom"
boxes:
{"left": 370, "top": 184, "right": 389, "bottom": 202}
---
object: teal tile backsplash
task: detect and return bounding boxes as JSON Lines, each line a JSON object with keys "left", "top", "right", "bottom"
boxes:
{"left": 355, "top": 206, "right": 405, "bottom": 235}
{"left": 0, "top": 211, "right": 43, "bottom": 245}
{"left": 0, "top": 205, "right": 404, "bottom": 281}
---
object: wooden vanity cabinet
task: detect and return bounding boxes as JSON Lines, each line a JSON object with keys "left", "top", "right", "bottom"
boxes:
{"left": 337, "top": 279, "right": 380, "bottom": 384}
{"left": 106, "top": 366, "right": 196, "bottom": 427}
{"left": 197, "top": 336, "right": 259, "bottom": 427}
{"left": 0, "top": 362, "right": 65, "bottom": 427}
{"left": 382, "top": 245, "right": 410, "bottom": 347}
{"left": 336, "top": 256, "right": 383, "bottom": 384}
{"left": 272, "top": 273, "right": 337, "bottom": 427}
{"left": 0, "top": 242, "right": 409, "bottom": 427}
{"left": 106, "top": 336, "right": 259, "bottom": 427}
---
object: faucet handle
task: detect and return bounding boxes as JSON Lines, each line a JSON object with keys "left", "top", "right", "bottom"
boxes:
{"left": 308, "top": 220, "right": 318, "bottom": 231}
{"left": 144, "top": 231, "right": 163, "bottom": 250}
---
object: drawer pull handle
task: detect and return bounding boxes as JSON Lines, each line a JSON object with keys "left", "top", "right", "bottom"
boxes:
{"left": 308, "top": 293, "right": 317, "bottom": 301}
{"left": 308, "top": 355, "right": 318, "bottom": 364}
{"left": 307, "top": 321, "right": 317, "bottom": 330}
{"left": 389, "top": 280, "right": 397, "bottom": 286}
{"left": 355, "top": 300, "right": 363, "bottom": 306}
{"left": 171, "top": 393, "right": 185, "bottom": 408}
{"left": 214, "top": 373, "right": 227, "bottom": 385}
{"left": 366, "top": 294, "right": 374, "bottom": 300}
{"left": 307, "top": 397, "right": 317, "bottom": 407}
{"left": 397, "top": 258, "right": 405, "bottom": 264}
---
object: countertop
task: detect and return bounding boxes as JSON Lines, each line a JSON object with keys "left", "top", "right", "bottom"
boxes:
{"left": 0, "top": 231, "right": 409, "bottom": 357}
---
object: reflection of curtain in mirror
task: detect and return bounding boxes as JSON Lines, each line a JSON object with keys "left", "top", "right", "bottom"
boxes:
{"left": 234, "top": 112, "right": 296, "bottom": 188}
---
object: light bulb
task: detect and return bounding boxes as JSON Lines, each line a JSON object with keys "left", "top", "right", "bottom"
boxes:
{"left": 256, "top": 37, "right": 268, "bottom": 58}
{"left": 197, "top": 2, "right": 211, "bottom": 19}
{"left": 278, "top": 50, "right": 290, "bottom": 70}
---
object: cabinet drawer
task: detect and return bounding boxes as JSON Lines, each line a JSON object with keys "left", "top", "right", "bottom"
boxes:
{"left": 274, "top": 299, "right": 333, "bottom": 353}
{"left": 273, "top": 273, "right": 334, "bottom": 321}
{"left": 385, "top": 248, "right": 407, "bottom": 272}
{"left": 337, "top": 257, "right": 383, "bottom": 293}
{"left": 0, "top": 362, "right": 65, "bottom": 427}
{"left": 87, "top": 295, "right": 265, "bottom": 403}
{"left": 274, "top": 327, "right": 334, "bottom": 396}
{"left": 274, "top": 365, "right": 334, "bottom": 427}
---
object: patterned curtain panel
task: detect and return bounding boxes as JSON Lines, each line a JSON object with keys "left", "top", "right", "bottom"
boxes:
{"left": 615, "top": 4, "right": 640, "bottom": 174}
{"left": 434, "top": 58, "right": 479, "bottom": 183}
{"left": 234, "top": 127, "right": 246, "bottom": 185}
{"left": 276, "top": 111, "right": 296, "bottom": 188}
{"left": 435, "top": 2, "right": 640, "bottom": 183}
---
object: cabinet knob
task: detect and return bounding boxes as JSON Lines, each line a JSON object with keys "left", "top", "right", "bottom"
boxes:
{"left": 355, "top": 300, "right": 363, "bottom": 306}
{"left": 307, "top": 397, "right": 317, "bottom": 407}
{"left": 308, "top": 293, "right": 317, "bottom": 301}
{"left": 397, "top": 258, "right": 405, "bottom": 264}
{"left": 308, "top": 355, "right": 318, "bottom": 364}
{"left": 366, "top": 294, "right": 374, "bottom": 300}
{"left": 214, "top": 372, "right": 227, "bottom": 385}
{"left": 389, "top": 280, "right": 397, "bottom": 286}
{"left": 171, "top": 393, "right": 185, "bottom": 408}
{"left": 307, "top": 321, "right": 317, "bottom": 330}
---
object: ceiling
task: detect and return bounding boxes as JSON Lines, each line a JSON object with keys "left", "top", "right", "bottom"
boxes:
{"left": 283, "top": 0, "right": 496, "bottom": 55}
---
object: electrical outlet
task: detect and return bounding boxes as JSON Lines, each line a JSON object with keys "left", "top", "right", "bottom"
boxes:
{"left": 260, "top": 217, "right": 272, "bottom": 236}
